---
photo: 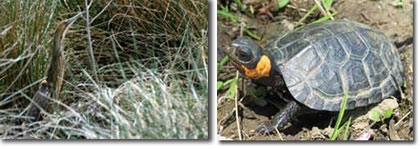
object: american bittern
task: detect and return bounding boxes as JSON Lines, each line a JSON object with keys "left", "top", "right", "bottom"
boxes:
{"left": 26, "top": 13, "right": 82, "bottom": 121}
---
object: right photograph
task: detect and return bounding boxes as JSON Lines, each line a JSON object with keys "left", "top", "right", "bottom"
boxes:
{"left": 217, "top": 0, "right": 413, "bottom": 141}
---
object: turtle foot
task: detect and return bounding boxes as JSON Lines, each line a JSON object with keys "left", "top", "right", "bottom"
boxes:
{"left": 256, "top": 122, "right": 275, "bottom": 135}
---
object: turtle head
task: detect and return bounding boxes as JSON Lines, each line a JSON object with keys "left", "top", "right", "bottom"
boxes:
{"left": 229, "top": 37, "right": 272, "bottom": 80}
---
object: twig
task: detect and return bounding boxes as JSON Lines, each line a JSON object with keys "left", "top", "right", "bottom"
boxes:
{"left": 394, "top": 109, "right": 412, "bottom": 127}
{"left": 0, "top": 45, "right": 40, "bottom": 98}
{"left": 314, "top": 0, "right": 334, "bottom": 20}
{"left": 84, "top": 0, "right": 99, "bottom": 84}
{"left": 234, "top": 71, "right": 242, "bottom": 140}
{"left": 0, "top": 26, "right": 12, "bottom": 38}
{"left": 220, "top": 108, "right": 235, "bottom": 127}
{"left": 274, "top": 128, "right": 283, "bottom": 140}
{"left": 90, "top": 0, "right": 113, "bottom": 24}
{"left": 0, "top": 77, "right": 46, "bottom": 108}
{"left": 237, "top": 102, "right": 258, "bottom": 118}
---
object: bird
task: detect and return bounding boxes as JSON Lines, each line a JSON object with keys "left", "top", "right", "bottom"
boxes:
{"left": 26, "top": 13, "right": 82, "bottom": 121}
{"left": 26, "top": 80, "right": 50, "bottom": 121}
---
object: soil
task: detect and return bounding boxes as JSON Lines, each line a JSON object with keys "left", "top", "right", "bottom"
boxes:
{"left": 217, "top": 0, "right": 413, "bottom": 141}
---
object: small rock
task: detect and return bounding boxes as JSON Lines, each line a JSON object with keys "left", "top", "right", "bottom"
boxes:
{"left": 356, "top": 133, "right": 371, "bottom": 140}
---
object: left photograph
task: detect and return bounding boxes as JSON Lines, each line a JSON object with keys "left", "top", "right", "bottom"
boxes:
{"left": 0, "top": 0, "right": 208, "bottom": 139}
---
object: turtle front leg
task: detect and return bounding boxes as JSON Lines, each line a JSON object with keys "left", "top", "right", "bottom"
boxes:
{"left": 256, "top": 100, "right": 301, "bottom": 134}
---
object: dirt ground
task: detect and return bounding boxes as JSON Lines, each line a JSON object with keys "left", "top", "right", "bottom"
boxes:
{"left": 217, "top": 0, "right": 413, "bottom": 141}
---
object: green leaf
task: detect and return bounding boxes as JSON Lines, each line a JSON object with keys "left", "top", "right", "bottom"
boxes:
{"left": 312, "top": 12, "right": 336, "bottom": 24}
{"left": 343, "top": 117, "right": 352, "bottom": 141}
{"left": 276, "top": 0, "right": 290, "bottom": 9}
{"left": 383, "top": 108, "right": 393, "bottom": 119}
{"left": 217, "top": 56, "right": 229, "bottom": 76}
{"left": 403, "top": 80, "right": 407, "bottom": 88}
{"left": 217, "top": 81, "right": 224, "bottom": 90}
{"left": 322, "top": 0, "right": 333, "bottom": 11}
{"left": 219, "top": 56, "right": 229, "bottom": 66}
{"left": 369, "top": 109, "right": 381, "bottom": 122}
{"left": 395, "top": 0, "right": 404, "bottom": 8}
{"left": 330, "top": 91, "right": 348, "bottom": 140}
{"left": 217, "top": 79, "right": 234, "bottom": 91}
{"left": 243, "top": 28, "right": 262, "bottom": 40}
{"left": 217, "top": 10, "right": 238, "bottom": 22}
{"left": 223, "top": 79, "right": 234, "bottom": 86}
{"left": 227, "top": 76, "right": 238, "bottom": 100}
{"left": 297, "top": 4, "right": 318, "bottom": 25}
{"left": 233, "top": 0, "right": 246, "bottom": 10}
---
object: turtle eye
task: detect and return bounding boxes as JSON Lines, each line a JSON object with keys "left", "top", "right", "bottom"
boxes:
{"left": 237, "top": 48, "right": 252, "bottom": 62}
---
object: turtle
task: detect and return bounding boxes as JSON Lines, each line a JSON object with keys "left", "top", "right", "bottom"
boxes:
{"left": 227, "top": 19, "right": 404, "bottom": 134}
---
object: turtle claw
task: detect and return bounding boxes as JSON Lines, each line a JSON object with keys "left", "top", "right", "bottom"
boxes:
{"left": 256, "top": 122, "right": 275, "bottom": 135}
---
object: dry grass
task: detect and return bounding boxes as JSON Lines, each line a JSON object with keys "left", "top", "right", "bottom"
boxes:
{"left": 1, "top": 0, "right": 208, "bottom": 139}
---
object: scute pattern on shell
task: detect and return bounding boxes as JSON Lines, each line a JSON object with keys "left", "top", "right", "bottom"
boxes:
{"left": 267, "top": 20, "right": 403, "bottom": 111}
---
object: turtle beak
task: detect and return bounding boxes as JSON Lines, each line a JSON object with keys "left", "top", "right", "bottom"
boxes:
{"left": 227, "top": 45, "right": 248, "bottom": 74}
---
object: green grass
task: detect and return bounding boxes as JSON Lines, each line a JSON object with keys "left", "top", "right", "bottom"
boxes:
{"left": 330, "top": 91, "right": 351, "bottom": 140}
{"left": 276, "top": 0, "right": 290, "bottom": 9}
{"left": 217, "top": 55, "right": 237, "bottom": 102}
{"left": 233, "top": 0, "right": 246, "bottom": 11}
{"left": 0, "top": 0, "right": 55, "bottom": 105}
{"left": 1, "top": 0, "right": 207, "bottom": 139}
{"left": 395, "top": 0, "right": 404, "bottom": 8}
{"left": 217, "top": 9, "right": 262, "bottom": 40}
{"left": 296, "top": 0, "right": 335, "bottom": 30}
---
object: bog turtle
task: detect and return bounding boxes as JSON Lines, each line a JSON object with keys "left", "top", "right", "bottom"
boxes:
{"left": 228, "top": 19, "right": 403, "bottom": 134}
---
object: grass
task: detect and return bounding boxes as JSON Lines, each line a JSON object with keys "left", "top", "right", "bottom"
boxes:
{"left": 330, "top": 91, "right": 351, "bottom": 140}
{"left": 216, "top": 0, "right": 375, "bottom": 141}
{"left": 1, "top": 0, "right": 207, "bottom": 139}
{"left": 296, "top": 0, "right": 335, "bottom": 29}
{"left": 217, "top": 0, "right": 413, "bottom": 141}
{"left": 217, "top": 8, "right": 262, "bottom": 40}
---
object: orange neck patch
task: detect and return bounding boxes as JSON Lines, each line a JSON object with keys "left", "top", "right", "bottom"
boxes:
{"left": 241, "top": 55, "right": 271, "bottom": 79}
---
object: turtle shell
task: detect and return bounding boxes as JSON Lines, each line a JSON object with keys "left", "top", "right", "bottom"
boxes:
{"left": 265, "top": 19, "right": 403, "bottom": 111}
